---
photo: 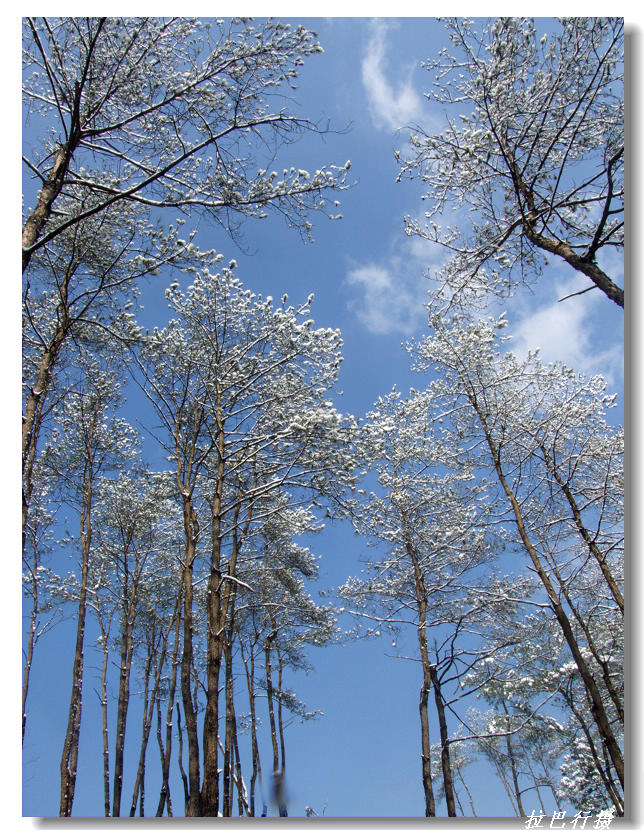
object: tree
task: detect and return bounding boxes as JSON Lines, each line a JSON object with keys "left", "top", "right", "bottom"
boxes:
{"left": 399, "top": 17, "right": 624, "bottom": 310}
{"left": 409, "top": 314, "right": 624, "bottom": 799}
{"left": 340, "top": 389, "right": 495, "bottom": 816}
{"left": 22, "top": 15, "right": 351, "bottom": 567}
{"left": 133, "top": 263, "right": 356, "bottom": 815}
{"left": 22, "top": 458, "right": 69, "bottom": 744}
{"left": 41, "top": 354, "right": 140, "bottom": 816}
{"left": 22, "top": 17, "right": 351, "bottom": 271}
{"left": 89, "top": 470, "right": 181, "bottom": 817}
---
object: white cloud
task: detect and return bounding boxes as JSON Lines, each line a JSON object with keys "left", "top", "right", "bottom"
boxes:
{"left": 509, "top": 275, "right": 623, "bottom": 386}
{"left": 345, "top": 263, "right": 428, "bottom": 336}
{"left": 361, "top": 20, "right": 423, "bottom": 132}
{"left": 345, "top": 217, "right": 451, "bottom": 336}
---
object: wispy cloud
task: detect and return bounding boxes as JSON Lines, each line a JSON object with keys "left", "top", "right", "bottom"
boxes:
{"left": 345, "top": 213, "right": 450, "bottom": 337}
{"left": 509, "top": 275, "right": 623, "bottom": 386}
{"left": 361, "top": 20, "right": 423, "bottom": 132}
{"left": 345, "top": 262, "right": 428, "bottom": 335}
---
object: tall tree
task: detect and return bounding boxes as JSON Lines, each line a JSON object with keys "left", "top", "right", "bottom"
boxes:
{"left": 134, "top": 264, "right": 355, "bottom": 815}
{"left": 41, "top": 355, "right": 139, "bottom": 816}
{"left": 398, "top": 17, "right": 624, "bottom": 310}
{"left": 22, "top": 15, "right": 351, "bottom": 567}
{"left": 22, "top": 17, "right": 351, "bottom": 270}
{"left": 340, "top": 389, "right": 494, "bottom": 816}
{"left": 409, "top": 314, "right": 624, "bottom": 797}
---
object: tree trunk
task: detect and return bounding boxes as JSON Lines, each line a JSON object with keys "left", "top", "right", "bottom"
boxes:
{"left": 457, "top": 768, "right": 477, "bottom": 817}
{"left": 22, "top": 565, "right": 38, "bottom": 745}
{"left": 98, "top": 627, "right": 111, "bottom": 816}
{"left": 129, "top": 640, "right": 155, "bottom": 816}
{"left": 403, "top": 531, "right": 436, "bottom": 817}
{"left": 561, "top": 684, "right": 624, "bottom": 815}
{"left": 59, "top": 450, "right": 94, "bottom": 817}
{"left": 429, "top": 665, "right": 456, "bottom": 817}
{"left": 112, "top": 580, "right": 137, "bottom": 816}
{"left": 222, "top": 616, "right": 237, "bottom": 817}
{"left": 241, "top": 638, "right": 262, "bottom": 816}
{"left": 180, "top": 546, "right": 201, "bottom": 816}
{"left": 176, "top": 702, "right": 190, "bottom": 813}
{"left": 201, "top": 417, "right": 227, "bottom": 816}
{"left": 22, "top": 141, "right": 76, "bottom": 272}
{"left": 499, "top": 701, "right": 526, "bottom": 818}
{"left": 156, "top": 590, "right": 182, "bottom": 817}
{"left": 178, "top": 493, "right": 202, "bottom": 816}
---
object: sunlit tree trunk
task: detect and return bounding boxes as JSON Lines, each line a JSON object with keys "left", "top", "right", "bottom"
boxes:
{"left": 241, "top": 637, "right": 262, "bottom": 816}
{"left": 97, "top": 618, "right": 111, "bottom": 816}
{"left": 404, "top": 530, "right": 436, "bottom": 817}
{"left": 129, "top": 637, "right": 157, "bottom": 816}
{"left": 112, "top": 570, "right": 138, "bottom": 816}
{"left": 180, "top": 494, "right": 202, "bottom": 816}
{"left": 201, "top": 409, "right": 227, "bottom": 817}
{"left": 429, "top": 664, "right": 456, "bottom": 817}
{"left": 498, "top": 701, "right": 526, "bottom": 818}
{"left": 537, "top": 441, "right": 624, "bottom": 614}
{"left": 59, "top": 413, "right": 97, "bottom": 816}
{"left": 156, "top": 590, "right": 182, "bottom": 817}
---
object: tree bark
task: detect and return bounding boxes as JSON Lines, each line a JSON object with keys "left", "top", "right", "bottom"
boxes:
{"left": 112, "top": 573, "right": 138, "bottom": 816}
{"left": 179, "top": 496, "right": 202, "bottom": 816}
{"left": 429, "top": 665, "right": 457, "bottom": 817}
{"left": 403, "top": 533, "right": 436, "bottom": 816}
{"left": 59, "top": 434, "right": 95, "bottom": 816}
{"left": 156, "top": 588, "right": 182, "bottom": 817}
{"left": 98, "top": 624, "right": 111, "bottom": 816}
{"left": 129, "top": 639, "right": 157, "bottom": 816}
{"left": 498, "top": 701, "right": 526, "bottom": 818}
{"left": 22, "top": 142, "right": 76, "bottom": 272}
{"left": 201, "top": 411, "right": 227, "bottom": 816}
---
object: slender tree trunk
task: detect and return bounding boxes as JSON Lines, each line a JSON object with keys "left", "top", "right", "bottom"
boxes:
{"left": 176, "top": 702, "right": 190, "bottom": 813}
{"left": 129, "top": 639, "right": 156, "bottom": 816}
{"left": 241, "top": 638, "right": 262, "bottom": 817}
{"left": 22, "top": 568, "right": 39, "bottom": 745}
{"left": 59, "top": 420, "right": 97, "bottom": 817}
{"left": 561, "top": 685, "right": 624, "bottom": 814}
{"left": 132, "top": 600, "right": 182, "bottom": 817}
{"left": 231, "top": 699, "right": 248, "bottom": 816}
{"left": 201, "top": 417, "right": 227, "bottom": 817}
{"left": 470, "top": 394, "right": 624, "bottom": 789}
{"left": 276, "top": 644, "right": 286, "bottom": 777}
{"left": 180, "top": 523, "right": 201, "bottom": 816}
{"left": 265, "top": 632, "right": 281, "bottom": 804}
{"left": 275, "top": 642, "right": 288, "bottom": 817}
{"left": 498, "top": 702, "right": 526, "bottom": 818}
{"left": 222, "top": 619, "right": 236, "bottom": 817}
{"left": 457, "top": 768, "right": 477, "bottom": 817}
{"left": 543, "top": 545, "right": 624, "bottom": 725}
{"left": 156, "top": 590, "right": 182, "bottom": 817}
{"left": 98, "top": 627, "right": 111, "bottom": 816}
{"left": 403, "top": 531, "right": 436, "bottom": 817}
{"left": 112, "top": 580, "right": 137, "bottom": 816}
{"left": 429, "top": 665, "right": 456, "bottom": 817}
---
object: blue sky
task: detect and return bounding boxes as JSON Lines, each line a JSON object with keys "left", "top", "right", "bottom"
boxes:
{"left": 15, "top": 8, "right": 633, "bottom": 828}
